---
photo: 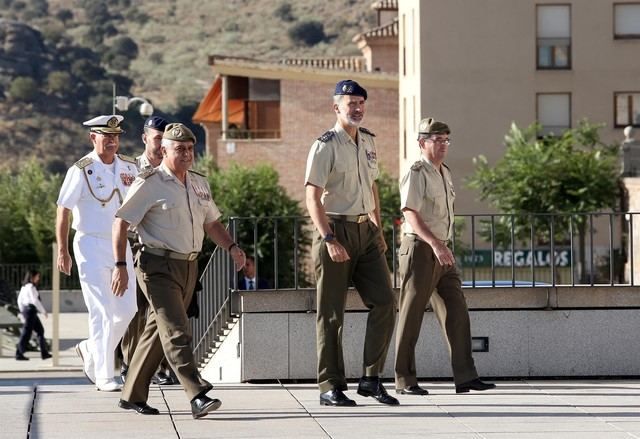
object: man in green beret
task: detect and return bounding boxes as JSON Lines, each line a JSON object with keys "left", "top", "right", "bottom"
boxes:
{"left": 395, "top": 117, "right": 496, "bottom": 396}
{"left": 111, "top": 123, "right": 246, "bottom": 418}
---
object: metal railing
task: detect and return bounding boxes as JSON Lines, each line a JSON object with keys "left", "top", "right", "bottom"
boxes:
{"left": 190, "top": 211, "right": 637, "bottom": 364}
{"left": 222, "top": 212, "right": 639, "bottom": 290}
{"left": 191, "top": 242, "right": 236, "bottom": 366}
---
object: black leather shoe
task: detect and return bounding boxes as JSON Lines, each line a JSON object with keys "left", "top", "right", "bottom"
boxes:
{"left": 319, "top": 389, "right": 357, "bottom": 406}
{"left": 396, "top": 385, "right": 429, "bottom": 395}
{"left": 456, "top": 378, "right": 496, "bottom": 394}
{"left": 15, "top": 354, "right": 29, "bottom": 361}
{"left": 118, "top": 399, "right": 159, "bottom": 415}
{"left": 41, "top": 353, "right": 52, "bottom": 360}
{"left": 357, "top": 377, "right": 400, "bottom": 405}
{"left": 191, "top": 395, "right": 222, "bottom": 419}
{"left": 151, "top": 371, "right": 173, "bottom": 385}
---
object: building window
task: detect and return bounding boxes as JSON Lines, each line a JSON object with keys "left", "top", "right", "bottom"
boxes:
{"left": 615, "top": 92, "right": 640, "bottom": 127}
{"left": 536, "top": 5, "right": 571, "bottom": 69}
{"left": 614, "top": 3, "right": 640, "bottom": 39}
{"left": 537, "top": 93, "right": 571, "bottom": 136}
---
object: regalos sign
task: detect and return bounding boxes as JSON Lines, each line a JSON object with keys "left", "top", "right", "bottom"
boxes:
{"left": 460, "top": 249, "right": 571, "bottom": 267}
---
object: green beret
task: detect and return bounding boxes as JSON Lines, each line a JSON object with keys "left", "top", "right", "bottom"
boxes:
{"left": 163, "top": 123, "right": 196, "bottom": 143}
{"left": 418, "top": 117, "right": 450, "bottom": 135}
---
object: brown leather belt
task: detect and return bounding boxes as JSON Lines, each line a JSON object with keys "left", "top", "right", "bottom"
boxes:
{"left": 328, "top": 214, "right": 369, "bottom": 224}
{"left": 141, "top": 246, "right": 199, "bottom": 261}
{"left": 406, "top": 233, "right": 450, "bottom": 246}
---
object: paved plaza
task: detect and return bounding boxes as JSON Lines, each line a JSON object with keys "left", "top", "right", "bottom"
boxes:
{"left": 0, "top": 314, "right": 639, "bottom": 438}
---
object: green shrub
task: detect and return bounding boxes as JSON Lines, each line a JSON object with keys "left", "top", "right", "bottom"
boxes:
{"left": 288, "top": 20, "right": 326, "bottom": 46}
{"left": 9, "top": 77, "right": 38, "bottom": 102}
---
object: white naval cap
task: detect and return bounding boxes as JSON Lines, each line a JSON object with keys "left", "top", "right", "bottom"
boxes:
{"left": 83, "top": 114, "right": 125, "bottom": 134}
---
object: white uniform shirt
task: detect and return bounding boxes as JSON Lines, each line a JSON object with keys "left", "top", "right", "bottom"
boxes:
{"left": 17, "top": 282, "right": 46, "bottom": 314}
{"left": 57, "top": 151, "right": 138, "bottom": 239}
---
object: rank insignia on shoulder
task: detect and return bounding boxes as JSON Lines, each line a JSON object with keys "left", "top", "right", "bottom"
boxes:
{"left": 317, "top": 131, "right": 335, "bottom": 143}
{"left": 138, "top": 168, "right": 156, "bottom": 179}
{"left": 74, "top": 157, "right": 93, "bottom": 169}
{"left": 359, "top": 127, "right": 376, "bottom": 137}
{"left": 188, "top": 169, "right": 207, "bottom": 178}
{"left": 117, "top": 154, "right": 136, "bottom": 164}
{"left": 410, "top": 161, "right": 423, "bottom": 171}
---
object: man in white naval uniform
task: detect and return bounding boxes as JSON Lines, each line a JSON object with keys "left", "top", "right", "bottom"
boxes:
{"left": 56, "top": 114, "right": 138, "bottom": 391}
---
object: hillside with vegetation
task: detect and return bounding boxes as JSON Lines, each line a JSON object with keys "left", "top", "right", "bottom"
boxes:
{"left": 0, "top": 0, "right": 376, "bottom": 170}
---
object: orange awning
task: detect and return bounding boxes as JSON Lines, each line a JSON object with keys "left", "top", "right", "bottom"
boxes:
{"left": 192, "top": 76, "right": 245, "bottom": 124}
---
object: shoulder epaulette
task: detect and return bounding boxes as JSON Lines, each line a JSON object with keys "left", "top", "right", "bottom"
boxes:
{"left": 117, "top": 154, "right": 136, "bottom": 164}
{"left": 188, "top": 169, "right": 207, "bottom": 178}
{"left": 410, "top": 161, "right": 423, "bottom": 172}
{"left": 359, "top": 127, "right": 376, "bottom": 137}
{"left": 74, "top": 157, "right": 93, "bottom": 169}
{"left": 317, "top": 130, "right": 335, "bottom": 143}
{"left": 138, "top": 168, "right": 156, "bottom": 179}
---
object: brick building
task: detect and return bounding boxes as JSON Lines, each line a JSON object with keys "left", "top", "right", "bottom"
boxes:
{"left": 193, "top": 1, "right": 399, "bottom": 203}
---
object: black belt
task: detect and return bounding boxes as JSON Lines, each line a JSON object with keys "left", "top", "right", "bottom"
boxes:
{"left": 328, "top": 214, "right": 369, "bottom": 224}
{"left": 140, "top": 246, "right": 199, "bottom": 261}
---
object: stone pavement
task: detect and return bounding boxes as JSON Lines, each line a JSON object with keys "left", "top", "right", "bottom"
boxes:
{"left": 1, "top": 314, "right": 639, "bottom": 438}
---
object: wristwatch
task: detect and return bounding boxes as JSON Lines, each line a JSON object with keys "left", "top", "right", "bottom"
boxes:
{"left": 323, "top": 233, "right": 335, "bottom": 243}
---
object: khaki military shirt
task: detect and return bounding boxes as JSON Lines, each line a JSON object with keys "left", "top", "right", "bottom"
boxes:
{"left": 305, "top": 122, "right": 379, "bottom": 215}
{"left": 400, "top": 157, "right": 455, "bottom": 241}
{"left": 136, "top": 153, "right": 153, "bottom": 170}
{"left": 116, "top": 164, "right": 221, "bottom": 254}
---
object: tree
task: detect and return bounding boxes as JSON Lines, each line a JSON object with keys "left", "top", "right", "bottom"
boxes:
{"left": 196, "top": 160, "right": 310, "bottom": 288}
{"left": 467, "top": 120, "right": 620, "bottom": 281}
{"left": 274, "top": 3, "right": 295, "bottom": 22}
{"left": 0, "top": 159, "right": 61, "bottom": 263}
{"left": 288, "top": 20, "right": 326, "bottom": 46}
{"left": 9, "top": 77, "right": 38, "bottom": 102}
{"left": 376, "top": 168, "right": 401, "bottom": 270}
{"left": 47, "top": 71, "right": 73, "bottom": 95}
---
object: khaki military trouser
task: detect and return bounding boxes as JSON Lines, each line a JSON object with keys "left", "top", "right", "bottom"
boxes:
{"left": 121, "top": 253, "right": 211, "bottom": 403}
{"left": 313, "top": 219, "right": 396, "bottom": 393}
{"left": 395, "top": 234, "right": 478, "bottom": 388}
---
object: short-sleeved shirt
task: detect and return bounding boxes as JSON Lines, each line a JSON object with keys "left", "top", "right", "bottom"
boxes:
{"left": 400, "top": 157, "right": 455, "bottom": 241}
{"left": 57, "top": 150, "right": 139, "bottom": 239}
{"left": 136, "top": 153, "right": 153, "bottom": 170}
{"left": 116, "top": 164, "right": 221, "bottom": 254}
{"left": 304, "top": 122, "right": 379, "bottom": 215}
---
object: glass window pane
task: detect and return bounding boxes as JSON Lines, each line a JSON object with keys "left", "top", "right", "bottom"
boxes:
{"left": 633, "top": 94, "right": 640, "bottom": 125}
{"left": 554, "top": 45, "right": 569, "bottom": 67}
{"left": 538, "top": 94, "right": 570, "bottom": 133}
{"left": 538, "top": 5, "right": 570, "bottom": 38}
{"left": 616, "top": 94, "right": 630, "bottom": 126}
{"left": 615, "top": 4, "right": 640, "bottom": 36}
{"left": 538, "top": 46, "right": 552, "bottom": 67}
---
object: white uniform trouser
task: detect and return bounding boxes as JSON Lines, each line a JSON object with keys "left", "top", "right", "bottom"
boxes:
{"left": 73, "top": 233, "right": 137, "bottom": 381}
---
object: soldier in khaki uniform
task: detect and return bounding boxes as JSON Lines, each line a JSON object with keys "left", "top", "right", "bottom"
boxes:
{"left": 394, "top": 118, "right": 495, "bottom": 395}
{"left": 305, "top": 80, "right": 398, "bottom": 407}
{"left": 119, "top": 115, "right": 177, "bottom": 386}
{"left": 111, "top": 123, "right": 246, "bottom": 419}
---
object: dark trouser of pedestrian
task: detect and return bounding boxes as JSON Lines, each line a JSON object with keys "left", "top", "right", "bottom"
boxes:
{"left": 16, "top": 305, "right": 50, "bottom": 360}
{"left": 313, "top": 219, "right": 396, "bottom": 393}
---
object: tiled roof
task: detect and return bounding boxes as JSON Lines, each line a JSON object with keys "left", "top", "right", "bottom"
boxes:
{"left": 352, "top": 18, "right": 398, "bottom": 43}
{"left": 280, "top": 56, "right": 367, "bottom": 72}
{"left": 370, "top": 0, "right": 397, "bottom": 10}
